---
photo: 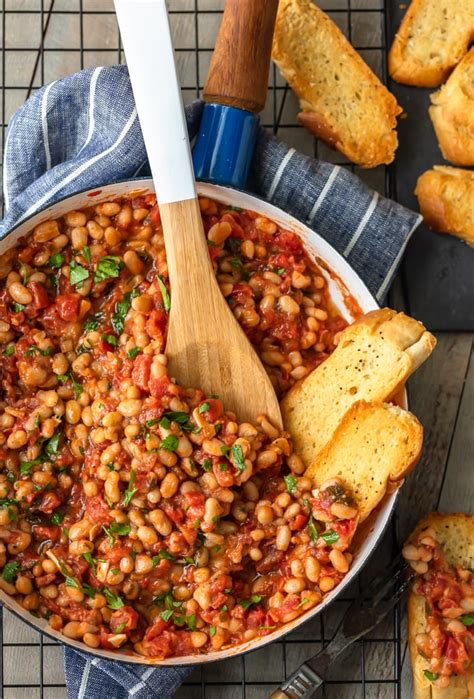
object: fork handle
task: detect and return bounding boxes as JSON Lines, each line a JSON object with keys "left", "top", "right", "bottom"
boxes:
{"left": 269, "top": 663, "right": 324, "bottom": 699}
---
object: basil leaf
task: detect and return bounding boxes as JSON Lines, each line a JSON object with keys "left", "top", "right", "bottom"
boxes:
{"left": 2, "top": 561, "right": 20, "bottom": 583}
{"left": 94, "top": 256, "right": 124, "bottom": 283}
{"left": 284, "top": 474, "right": 297, "bottom": 495}
{"left": 156, "top": 275, "right": 170, "bottom": 312}
{"left": 69, "top": 260, "right": 90, "bottom": 286}
{"left": 321, "top": 529, "right": 339, "bottom": 545}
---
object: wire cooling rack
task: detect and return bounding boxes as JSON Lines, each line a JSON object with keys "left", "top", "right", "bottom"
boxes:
{"left": 0, "top": 1, "right": 404, "bottom": 697}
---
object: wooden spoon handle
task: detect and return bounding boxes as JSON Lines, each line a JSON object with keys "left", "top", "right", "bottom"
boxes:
{"left": 203, "top": 0, "right": 279, "bottom": 113}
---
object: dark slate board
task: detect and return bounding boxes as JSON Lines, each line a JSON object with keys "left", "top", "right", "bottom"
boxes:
{"left": 387, "top": 1, "right": 474, "bottom": 331}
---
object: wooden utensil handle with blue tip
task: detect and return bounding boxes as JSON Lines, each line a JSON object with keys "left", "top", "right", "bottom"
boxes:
{"left": 203, "top": 0, "right": 279, "bottom": 113}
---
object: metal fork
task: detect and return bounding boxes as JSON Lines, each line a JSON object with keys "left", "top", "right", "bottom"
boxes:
{"left": 269, "top": 553, "right": 415, "bottom": 699}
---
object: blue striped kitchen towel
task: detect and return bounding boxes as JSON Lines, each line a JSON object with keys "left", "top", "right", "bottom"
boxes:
{"left": 0, "top": 65, "right": 421, "bottom": 699}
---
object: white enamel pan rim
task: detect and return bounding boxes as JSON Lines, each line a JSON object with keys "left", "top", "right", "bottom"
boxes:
{"left": 0, "top": 178, "right": 402, "bottom": 666}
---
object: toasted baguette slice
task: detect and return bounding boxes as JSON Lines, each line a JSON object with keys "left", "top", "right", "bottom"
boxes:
{"left": 281, "top": 308, "right": 436, "bottom": 467}
{"left": 407, "top": 513, "right": 474, "bottom": 699}
{"left": 305, "top": 401, "right": 422, "bottom": 522}
{"left": 415, "top": 166, "right": 474, "bottom": 247}
{"left": 272, "top": 0, "right": 401, "bottom": 168}
{"left": 389, "top": 0, "right": 474, "bottom": 87}
{"left": 429, "top": 48, "right": 474, "bottom": 166}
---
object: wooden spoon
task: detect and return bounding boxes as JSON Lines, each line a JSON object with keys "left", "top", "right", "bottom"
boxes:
{"left": 114, "top": 0, "right": 282, "bottom": 428}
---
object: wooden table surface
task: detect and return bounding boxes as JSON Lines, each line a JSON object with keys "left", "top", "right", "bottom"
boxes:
{"left": 0, "top": 2, "right": 472, "bottom": 697}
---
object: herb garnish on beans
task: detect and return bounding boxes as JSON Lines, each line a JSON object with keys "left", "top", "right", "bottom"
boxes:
{"left": 0, "top": 195, "right": 357, "bottom": 658}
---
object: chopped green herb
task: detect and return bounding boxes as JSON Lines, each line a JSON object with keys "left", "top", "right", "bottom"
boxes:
{"left": 82, "top": 552, "right": 96, "bottom": 572}
{"left": 185, "top": 614, "right": 196, "bottom": 631}
{"left": 127, "top": 347, "right": 141, "bottom": 359}
{"left": 104, "top": 588, "right": 125, "bottom": 610}
{"left": 3, "top": 344, "right": 15, "bottom": 356}
{"left": 152, "top": 550, "right": 174, "bottom": 566}
{"left": 113, "top": 622, "right": 126, "bottom": 634}
{"left": 212, "top": 545, "right": 221, "bottom": 554}
{"left": 298, "top": 597, "right": 310, "bottom": 608}
{"left": 102, "top": 525, "right": 115, "bottom": 547}
{"left": 321, "top": 529, "right": 339, "bottom": 545}
{"left": 159, "top": 434, "right": 179, "bottom": 452}
{"left": 220, "top": 445, "right": 230, "bottom": 455}
{"left": 83, "top": 312, "right": 103, "bottom": 332}
{"left": 109, "top": 522, "right": 131, "bottom": 536}
{"left": 102, "top": 333, "right": 118, "bottom": 347}
{"left": 82, "top": 245, "right": 91, "bottom": 263}
{"left": 199, "top": 402, "right": 210, "bottom": 414}
{"left": 112, "top": 288, "right": 139, "bottom": 335}
{"left": 20, "top": 456, "right": 45, "bottom": 474}
{"left": 460, "top": 614, "right": 474, "bottom": 626}
{"left": 122, "top": 470, "right": 137, "bottom": 507}
{"left": 284, "top": 474, "right": 297, "bottom": 495}
{"left": 2, "top": 561, "right": 20, "bottom": 583}
{"left": 81, "top": 583, "right": 97, "bottom": 598}
{"left": 162, "top": 411, "right": 194, "bottom": 430}
{"left": 49, "top": 253, "right": 64, "bottom": 268}
{"left": 7, "top": 507, "right": 17, "bottom": 522}
{"left": 160, "top": 609, "right": 174, "bottom": 622}
{"left": 94, "top": 256, "right": 124, "bottom": 283}
{"left": 44, "top": 609, "right": 53, "bottom": 620}
{"left": 202, "top": 458, "right": 212, "bottom": 472}
{"left": 219, "top": 463, "right": 228, "bottom": 471}
{"left": 275, "top": 267, "right": 286, "bottom": 276}
{"left": 220, "top": 604, "right": 228, "bottom": 612}
{"left": 423, "top": 670, "right": 438, "bottom": 682}
{"left": 45, "top": 431, "right": 61, "bottom": 457}
{"left": 308, "top": 514, "right": 318, "bottom": 543}
{"left": 231, "top": 444, "right": 246, "bottom": 472}
{"left": 69, "top": 260, "right": 90, "bottom": 286}
{"left": 209, "top": 625, "right": 216, "bottom": 637}
{"left": 59, "top": 562, "right": 79, "bottom": 589}
{"left": 229, "top": 257, "right": 242, "bottom": 270}
{"left": 156, "top": 275, "right": 170, "bottom": 312}
{"left": 12, "top": 303, "right": 25, "bottom": 313}
{"left": 183, "top": 556, "right": 196, "bottom": 566}
{"left": 50, "top": 511, "right": 64, "bottom": 525}
{"left": 0, "top": 497, "right": 18, "bottom": 510}
{"left": 239, "top": 595, "right": 262, "bottom": 610}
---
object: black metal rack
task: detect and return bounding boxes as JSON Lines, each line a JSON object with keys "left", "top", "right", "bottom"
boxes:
{"left": 0, "top": 1, "right": 403, "bottom": 697}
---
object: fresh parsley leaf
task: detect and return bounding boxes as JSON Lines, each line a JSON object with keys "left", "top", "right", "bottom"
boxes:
{"left": 127, "top": 347, "right": 141, "bottom": 359}
{"left": 81, "top": 583, "right": 97, "bottom": 598}
{"left": 298, "top": 597, "right": 310, "bottom": 608}
{"left": 122, "top": 470, "right": 137, "bottom": 507}
{"left": 156, "top": 275, "right": 170, "bottom": 312}
{"left": 112, "top": 289, "right": 139, "bottom": 335}
{"left": 198, "top": 402, "right": 210, "bottom": 414}
{"left": 115, "top": 622, "right": 126, "bottom": 633}
{"left": 275, "top": 267, "right": 286, "bottom": 276}
{"left": 159, "top": 434, "right": 179, "bottom": 452}
{"left": 12, "top": 303, "right": 25, "bottom": 312}
{"left": 284, "top": 474, "right": 297, "bottom": 495}
{"left": 308, "top": 513, "right": 318, "bottom": 543}
{"left": 2, "top": 561, "right": 20, "bottom": 583}
{"left": 84, "top": 313, "right": 103, "bottom": 332}
{"left": 229, "top": 257, "right": 242, "bottom": 269}
{"left": 94, "top": 256, "right": 124, "bottom": 283}
{"left": 460, "top": 614, "right": 474, "bottom": 626}
{"left": 423, "top": 670, "right": 438, "bottom": 682}
{"left": 202, "top": 458, "right": 212, "bottom": 472}
{"left": 209, "top": 625, "right": 216, "bottom": 637}
{"left": 102, "top": 333, "right": 118, "bottom": 347}
{"left": 152, "top": 550, "right": 174, "bottom": 565}
{"left": 3, "top": 344, "right": 15, "bottom": 356}
{"left": 231, "top": 444, "right": 246, "bottom": 472}
{"left": 321, "top": 529, "right": 339, "bottom": 545}
{"left": 45, "top": 431, "right": 61, "bottom": 457}
{"left": 220, "top": 445, "right": 230, "bottom": 455}
{"left": 82, "top": 552, "right": 96, "bottom": 572}
{"left": 160, "top": 609, "right": 174, "bottom": 622}
{"left": 50, "top": 511, "right": 63, "bottom": 525}
{"left": 69, "top": 260, "right": 90, "bottom": 286}
{"left": 102, "top": 525, "right": 115, "bottom": 547}
{"left": 20, "top": 456, "right": 45, "bottom": 474}
{"left": 104, "top": 588, "right": 124, "bottom": 610}
{"left": 162, "top": 412, "right": 193, "bottom": 430}
{"left": 82, "top": 245, "right": 91, "bottom": 263}
{"left": 185, "top": 614, "right": 196, "bottom": 631}
{"left": 239, "top": 595, "right": 262, "bottom": 610}
{"left": 109, "top": 522, "right": 131, "bottom": 536}
{"left": 49, "top": 253, "right": 64, "bottom": 268}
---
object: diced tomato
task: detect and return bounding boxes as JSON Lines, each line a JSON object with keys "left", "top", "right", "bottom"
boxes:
{"left": 290, "top": 513, "right": 308, "bottom": 531}
{"left": 149, "top": 374, "right": 172, "bottom": 399}
{"left": 149, "top": 205, "right": 161, "bottom": 226}
{"left": 146, "top": 309, "right": 167, "bottom": 340}
{"left": 132, "top": 354, "right": 152, "bottom": 391}
{"left": 32, "top": 524, "right": 61, "bottom": 542}
{"left": 184, "top": 491, "right": 205, "bottom": 519}
{"left": 246, "top": 606, "right": 272, "bottom": 629}
{"left": 56, "top": 293, "right": 80, "bottom": 321}
{"left": 161, "top": 502, "right": 185, "bottom": 524}
{"left": 141, "top": 631, "right": 176, "bottom": 659}
{"left": 144, "top": 618, "right": 170, "bottom": 641}
{"left": 232, "top": 283, "right": 253, "bottom": 305}
{"left": 38, "top": 491, "right": 62, "bottom": 514}
{"left": 84, "top": 496, "right": 112, "bottom": 524}
{"left": 200, "top": 398, "right": 224, "bottom": 422}
{"left": 28, "top": 280, "right": 50, "bottom": 309}
{"left": 110, "top": 606, "right": 139, "bottom": 633}
{"left": 35, "top": 573, "right": 57, "bottom": 587}
{"left": 273, "top": 230, "right": 304, "bottom": 254}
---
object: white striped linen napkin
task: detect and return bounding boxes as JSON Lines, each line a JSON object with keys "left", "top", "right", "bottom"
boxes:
{"left": 0, "top": 65, "right": 421, "bottom": 699}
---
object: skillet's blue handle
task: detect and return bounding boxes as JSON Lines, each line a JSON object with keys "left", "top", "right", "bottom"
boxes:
{"left": 192, "top": 103, "right": 259, "bottom": 189}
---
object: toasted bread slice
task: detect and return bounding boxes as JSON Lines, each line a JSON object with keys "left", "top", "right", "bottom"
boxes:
{"left": 305, "top": 401, "right": 423, "bottom": 522}
{"left": 429, "top": 48, "right": 474, "bottom": 167}
{"left": 389, "top": 0, "right": 474, "bottom": 88}
{"left": 272, "top": 0, "right": 401, "bottom": 167}
{"left": 415, "top": 166, "right": 474, "bottom": 247}
{"left": 281, "top": 308, "right": 436, "bottom": 467}
{"left": 407, "top": 513, "right": 474, "bottom": 698}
